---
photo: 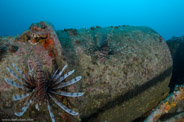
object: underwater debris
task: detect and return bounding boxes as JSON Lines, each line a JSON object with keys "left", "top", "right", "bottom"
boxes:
{"left": 4, "top": 60, "right": 84, "bottom": 122}
{"left": 145, "top": 85, "right": 184, "bottom": 122}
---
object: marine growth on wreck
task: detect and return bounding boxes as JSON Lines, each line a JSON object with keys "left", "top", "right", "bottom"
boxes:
{"left": 0, "top": 21, "right": 182, "bottom": 122}
{"left": 1, "top": 22, "right": 85, "bottom": 122}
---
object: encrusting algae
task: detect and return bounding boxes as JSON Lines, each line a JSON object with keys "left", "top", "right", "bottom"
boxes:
{"left": 145, "top": 85, "right": 184, "bottom": 122}
{"left": 15, "top": 22, "right": 55, "bottom": 57}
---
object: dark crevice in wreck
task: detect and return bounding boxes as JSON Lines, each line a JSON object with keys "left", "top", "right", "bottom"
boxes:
{"left": 81, "top": 66, "right": 172, "bottom": 121}
{"left": 168, "top": 42, "right": 184, "bottom": 92}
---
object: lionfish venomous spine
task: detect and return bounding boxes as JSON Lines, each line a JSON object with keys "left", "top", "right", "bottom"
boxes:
{"left": 4, "top": 60, "right": 84, "bottom": 122}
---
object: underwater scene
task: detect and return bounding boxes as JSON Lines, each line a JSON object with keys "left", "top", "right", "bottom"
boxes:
{"left": 0, "top": 0, "right": 184, "bottom": 122}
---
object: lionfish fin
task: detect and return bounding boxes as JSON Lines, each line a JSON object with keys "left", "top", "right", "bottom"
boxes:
{"left": 7, "top": 67, "right": 23, "bottom": 82}
{"left": 55, "top": 69, "right": 75, "bottom": 85}
{"left": 4, "top": 78, "right": 24, "bottom": 89}
{"left": 15, "top": 100, "right": 32, "bottom": 116}
{"left": 12, "top": 63, "right": 25, "bottom": 79}
{"left": 47, "top": 100, "right": 55, "bottom": 122}
{"left": 51, "top": 91, "right": 84, "bottom": 97}
{"left": 13, "top": 93, "right": 30, "bottom": 101}
{"left": 54, "top": 64, "right": 68, "bottom": 80}
{"left": 57, "top": 76, "right": 82, "bottom": 89}
{"left": 49, "top": 94, "right": 79, "bottom": 116}
{"left": 52, "top": 68, "right": 59, "bottom": 79}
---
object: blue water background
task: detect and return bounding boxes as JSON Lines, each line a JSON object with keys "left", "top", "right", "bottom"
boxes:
{"left": 0, "top": 0, "right": 184, "bottom": 40}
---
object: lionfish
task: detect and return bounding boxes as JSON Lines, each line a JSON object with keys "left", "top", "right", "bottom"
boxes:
{"left": 4, "top": 60, "right": 84, "bottom": 122}
{"left": 93, "top": 39, "right": 136, "bottom": 64}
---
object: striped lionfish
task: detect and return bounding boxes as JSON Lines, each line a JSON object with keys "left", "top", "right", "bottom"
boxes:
{"left": 92, "top": 40, "right": 136, "bottom": 64}
{"left": 4, "top": 60, "right": 84, "bottom": 122}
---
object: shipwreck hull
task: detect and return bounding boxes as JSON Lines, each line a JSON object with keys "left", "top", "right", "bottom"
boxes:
{"left": 0, "top": 22, "right": 172, "bottom": 122}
